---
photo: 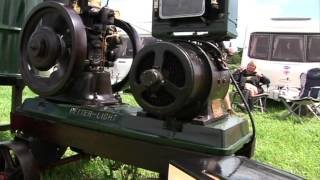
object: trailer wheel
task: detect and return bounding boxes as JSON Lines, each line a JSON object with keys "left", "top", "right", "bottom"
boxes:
{"left": 0, "top": 141, "right": 40, "bottom": 180}
{"left": 28, "top": 138, "right": 66, "bottom": 168}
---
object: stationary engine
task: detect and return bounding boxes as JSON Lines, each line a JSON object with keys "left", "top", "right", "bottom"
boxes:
{"left": 129, "top": 0, "right": 237, "bottom": 121}
{"left": 19, "top": 0, "right": 234, "bottom": 123}
{"left": 20, "top": 1, "right": 140, "bottom": 105}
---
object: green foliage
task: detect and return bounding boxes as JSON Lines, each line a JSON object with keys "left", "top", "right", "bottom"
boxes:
{"left": 237, "top": 48, "right": 243, "bottom": 57}
{"left": 228, "top": 51, "right": 242, "bottom": 65}
{"left": 0, "top": 87, "right": 11, "bottom": 124}
{"left": 121, "top": 92, "right": 138, "bottom": 106}
{"left": 0, "top": 87, "right": 36, "bottom": 124}
{"left": 42, "top": 157, "right": 158, "bottom": 179}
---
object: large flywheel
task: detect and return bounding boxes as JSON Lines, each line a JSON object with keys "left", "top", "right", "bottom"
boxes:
{"left": 20, "top": 1, "right": 87, "bottom": 96}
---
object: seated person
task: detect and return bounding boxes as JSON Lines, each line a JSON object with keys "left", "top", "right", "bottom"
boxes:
{"left": 232, "top": 61, "right": 270, "bottom": 110}
{"left": 233, "top": 61, "right": 270, "bottom": 95}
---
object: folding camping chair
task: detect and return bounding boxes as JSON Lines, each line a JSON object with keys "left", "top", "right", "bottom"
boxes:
{"left": 232, "top": 73, "right": 269, "bottom": 112}
{"left": 231, "top": 85, "right": 269, "bottom": 112}
{"left": 250, "top": 92, "right": 269, "bottom": 112}
{"left": 279, "top": 68, "right": 320, "bottom": 120}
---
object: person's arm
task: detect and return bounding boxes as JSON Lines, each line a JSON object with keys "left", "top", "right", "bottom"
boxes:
{"left": 232, "top": 69, "right": 240, "bottom": 83}
{"left": 258, "top": 74, "right": 270, "bottom": 85}
{"left": 232, "top": 68, "right": 245, "bottom": 83}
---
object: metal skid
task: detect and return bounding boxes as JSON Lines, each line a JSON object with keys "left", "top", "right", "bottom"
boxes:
{"left": 9, "top": 98, "right": 253, "bottom": 176}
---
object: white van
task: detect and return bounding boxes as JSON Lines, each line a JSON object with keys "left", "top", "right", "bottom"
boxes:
{"left": 241, "top": 18, "right": 320, "bottom": 100}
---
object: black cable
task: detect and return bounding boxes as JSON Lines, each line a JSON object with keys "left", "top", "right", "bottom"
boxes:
{"left": 228, "top": 69, "right": 256, "bottom": 139}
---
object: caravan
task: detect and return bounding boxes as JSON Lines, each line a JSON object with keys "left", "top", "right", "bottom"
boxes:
{"left": 241, "top": 18, "right": 320, "bottom": 100}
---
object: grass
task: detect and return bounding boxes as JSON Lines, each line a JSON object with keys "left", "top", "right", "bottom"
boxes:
{"left": 0, "top": 87, "right": 320, "bottom": 179}
{"left": 252, "top": 104, "right": 320, "bottom": 179}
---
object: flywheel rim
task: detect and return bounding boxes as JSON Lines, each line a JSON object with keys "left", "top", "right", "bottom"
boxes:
{"left": 20, "top": 1, "right": 87, "bottom": 96}
{"left": 130, "top": 41, "right": 197, "bottom": 116}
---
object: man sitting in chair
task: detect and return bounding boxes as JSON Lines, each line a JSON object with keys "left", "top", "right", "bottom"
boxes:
{"left": 233, "top": 60, "right": 270, "bottom": 110}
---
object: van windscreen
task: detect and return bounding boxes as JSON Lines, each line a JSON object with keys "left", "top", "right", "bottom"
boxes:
{"left": 117, "top": 36, "right": 158, "bottom": 58}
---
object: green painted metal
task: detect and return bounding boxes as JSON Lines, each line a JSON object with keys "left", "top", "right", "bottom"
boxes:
{"left": 20, "top": 98, "right": 253, "bottom": 156}
{"left": 0, "top": 0, "right": 42, "bottom": 77}
{"left": 208, "top": 0, "right": 238, "bottom": 39}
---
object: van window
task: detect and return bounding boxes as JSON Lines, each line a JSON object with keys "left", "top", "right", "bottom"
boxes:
{"left": 141, "top": 36, "right": 158, "bottom": 47}
{"left": 116, "top": 37, "right": 131, "bottom": 58}
{"left": 271, "top": 35, "right": 304, "bottom": 62}
{"left": 307, "top": 36, "right": 320, "bottom": 62}
{"left": 248, "top": 34, "right": 270, "bottom": 59}
{"left": 118, "top": 36, "right": 158, "bottom": 58}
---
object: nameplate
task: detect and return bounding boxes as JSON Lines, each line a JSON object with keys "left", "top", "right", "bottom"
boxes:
{"left": 69, "top": 107, "right": 118, "bottom": 122}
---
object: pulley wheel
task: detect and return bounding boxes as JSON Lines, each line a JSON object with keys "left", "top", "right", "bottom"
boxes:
{"left": 129, "top": 41, "right": 212, "bottom": 118}
{"left": 20, "top": 1, "right": 87, "bottom": 96}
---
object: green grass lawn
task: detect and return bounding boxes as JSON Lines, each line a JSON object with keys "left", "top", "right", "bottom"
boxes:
{"left": 252, "top": 106, "right": 320, "bottom": 179}
{"left": 0, "top": 87, "right": 320, "bottom": 179}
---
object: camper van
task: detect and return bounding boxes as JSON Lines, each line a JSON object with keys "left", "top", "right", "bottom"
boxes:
{"left": 241, "top": 18, "right": 320, "bottom": 100}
